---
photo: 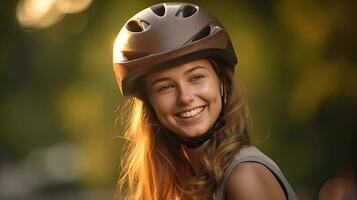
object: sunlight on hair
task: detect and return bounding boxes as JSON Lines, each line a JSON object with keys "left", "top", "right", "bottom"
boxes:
{"left": 131, "top": 100, "right": 144, "bottom": 134}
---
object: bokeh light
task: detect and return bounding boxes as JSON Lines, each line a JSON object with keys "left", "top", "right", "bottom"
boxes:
{"left": 16, "top": 0, "right": 93, "bottom": 28}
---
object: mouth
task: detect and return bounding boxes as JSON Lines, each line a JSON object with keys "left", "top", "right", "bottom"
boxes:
{"left": 175, "top": 105, "right": 206, "bottom": 118}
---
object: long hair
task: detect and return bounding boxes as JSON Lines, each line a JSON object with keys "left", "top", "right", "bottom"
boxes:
{"left": 115, "top": 61, "right": 252, "bottom": 200}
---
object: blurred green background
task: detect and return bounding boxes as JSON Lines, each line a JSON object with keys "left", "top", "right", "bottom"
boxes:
{"left": 1, "top": 0, "right": 356, "bottom": 199}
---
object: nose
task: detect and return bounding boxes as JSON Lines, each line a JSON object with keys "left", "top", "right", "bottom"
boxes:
{"left": 176, "top": 84, "right": 194, "bottom": 106}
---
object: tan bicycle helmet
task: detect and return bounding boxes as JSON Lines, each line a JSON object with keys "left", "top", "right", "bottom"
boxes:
{"left": 113, "top": 2, "right": 238, "bottom": 96}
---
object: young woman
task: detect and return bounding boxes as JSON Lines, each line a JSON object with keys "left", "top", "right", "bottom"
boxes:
{"left": 112, "top": 2, "right": 297, "bottom": 200}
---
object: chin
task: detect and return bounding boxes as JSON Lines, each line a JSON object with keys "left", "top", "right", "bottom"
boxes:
{"left": 178, "top": 126, "right": 210, "bottom": 139}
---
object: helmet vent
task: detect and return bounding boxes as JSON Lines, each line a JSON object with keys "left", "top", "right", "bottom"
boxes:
{"left": 121, "top": 51, "right": 150, "bottom": 61}
{"left": 187, "top": 25, "right": 211, "bottom": 43}
{"left": 126, "top": 20, "right": 150, "bottom": 32}
{"left": 175, "top": 4, "right": 197, "bottom": 18}
{"left": 126, "top": 20, "right": 143, "bottom": 32}
{"left": 151, "top": 4, "right": 165, "bottom": 17}
{"left": 140, "top": 20, "right": 150, "bottom": 31}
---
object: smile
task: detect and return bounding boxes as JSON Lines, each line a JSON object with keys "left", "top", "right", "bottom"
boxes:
{"left": 176, "top": 106, "right": 206, "bottom": 118}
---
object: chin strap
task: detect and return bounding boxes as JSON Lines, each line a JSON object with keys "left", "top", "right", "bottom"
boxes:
{"left": 166, "top": 95, "right": 226, "bottom": 148}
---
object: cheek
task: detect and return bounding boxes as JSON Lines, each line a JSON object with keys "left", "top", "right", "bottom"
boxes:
{"left": 199, "top": 81, "right": 221, "bottom": 102}
{"left": 150, "top": 95, "right": 174, "bottom": 118}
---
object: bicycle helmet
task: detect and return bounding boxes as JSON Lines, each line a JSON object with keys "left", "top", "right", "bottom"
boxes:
{"left": 113, "top": 2, "right": 238, "bottom": 96}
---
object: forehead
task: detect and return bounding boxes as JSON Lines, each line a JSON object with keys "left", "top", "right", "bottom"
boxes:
{"left": 145, "top": 58, "right": 216, "bottom": 83}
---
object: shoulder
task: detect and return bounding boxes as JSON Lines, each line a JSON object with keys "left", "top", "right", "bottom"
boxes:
{"left": 226, "top": 162, "right": 287, "bottom": 200}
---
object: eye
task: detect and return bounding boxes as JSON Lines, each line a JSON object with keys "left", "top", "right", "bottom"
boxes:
{"left": 157, "top": 83, "right": 174, "bottom": 92}
{"left": 191, "top": 74, "right": 205, "bottom": 81}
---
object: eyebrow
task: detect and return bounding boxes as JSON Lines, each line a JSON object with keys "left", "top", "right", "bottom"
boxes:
{"left": 150, "top": 77, "right": 171, "bottom": 87}
{"left": 150, "top": 65, "right": 208, "bottom": 87}
{"left": 184, "top": 65, "right": 207, "bottom": 76}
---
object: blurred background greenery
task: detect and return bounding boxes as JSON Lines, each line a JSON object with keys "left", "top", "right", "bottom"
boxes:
{"left": 0, "top": 0, "right": 356, "bottom": 199}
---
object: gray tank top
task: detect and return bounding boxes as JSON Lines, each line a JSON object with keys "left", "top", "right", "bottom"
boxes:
{"left": 213, "top": 145, "right": 298, "bottom": 200}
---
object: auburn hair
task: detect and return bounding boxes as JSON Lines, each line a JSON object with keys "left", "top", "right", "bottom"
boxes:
{"left": 115, "top": 60, "right": 252, "bottom": 200}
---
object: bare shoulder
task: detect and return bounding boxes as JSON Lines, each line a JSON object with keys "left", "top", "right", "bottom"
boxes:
{"left": 226, "top": 162, "right": 287, "bottom": 200}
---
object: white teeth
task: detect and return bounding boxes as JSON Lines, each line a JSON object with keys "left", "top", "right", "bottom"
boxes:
{"left": 177, "top": 106, "right": 204, "bottom": 118}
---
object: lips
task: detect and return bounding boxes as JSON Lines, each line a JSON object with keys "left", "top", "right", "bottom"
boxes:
{"left": 175, "top": 106, "right": 206, "bottom": 118}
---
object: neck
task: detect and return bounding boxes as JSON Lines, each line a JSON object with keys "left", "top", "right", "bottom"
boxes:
{"left": 183, "top": 140, "right": 210, "bottom": 175}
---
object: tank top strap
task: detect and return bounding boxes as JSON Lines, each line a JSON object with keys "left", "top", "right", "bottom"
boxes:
{"left": 213, "top": 145, "right": 298, "bottom": 200}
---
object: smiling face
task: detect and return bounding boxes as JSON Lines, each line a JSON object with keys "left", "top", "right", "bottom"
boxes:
{"left": 145, "top": 58, "right": 223, "bottom": 139}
